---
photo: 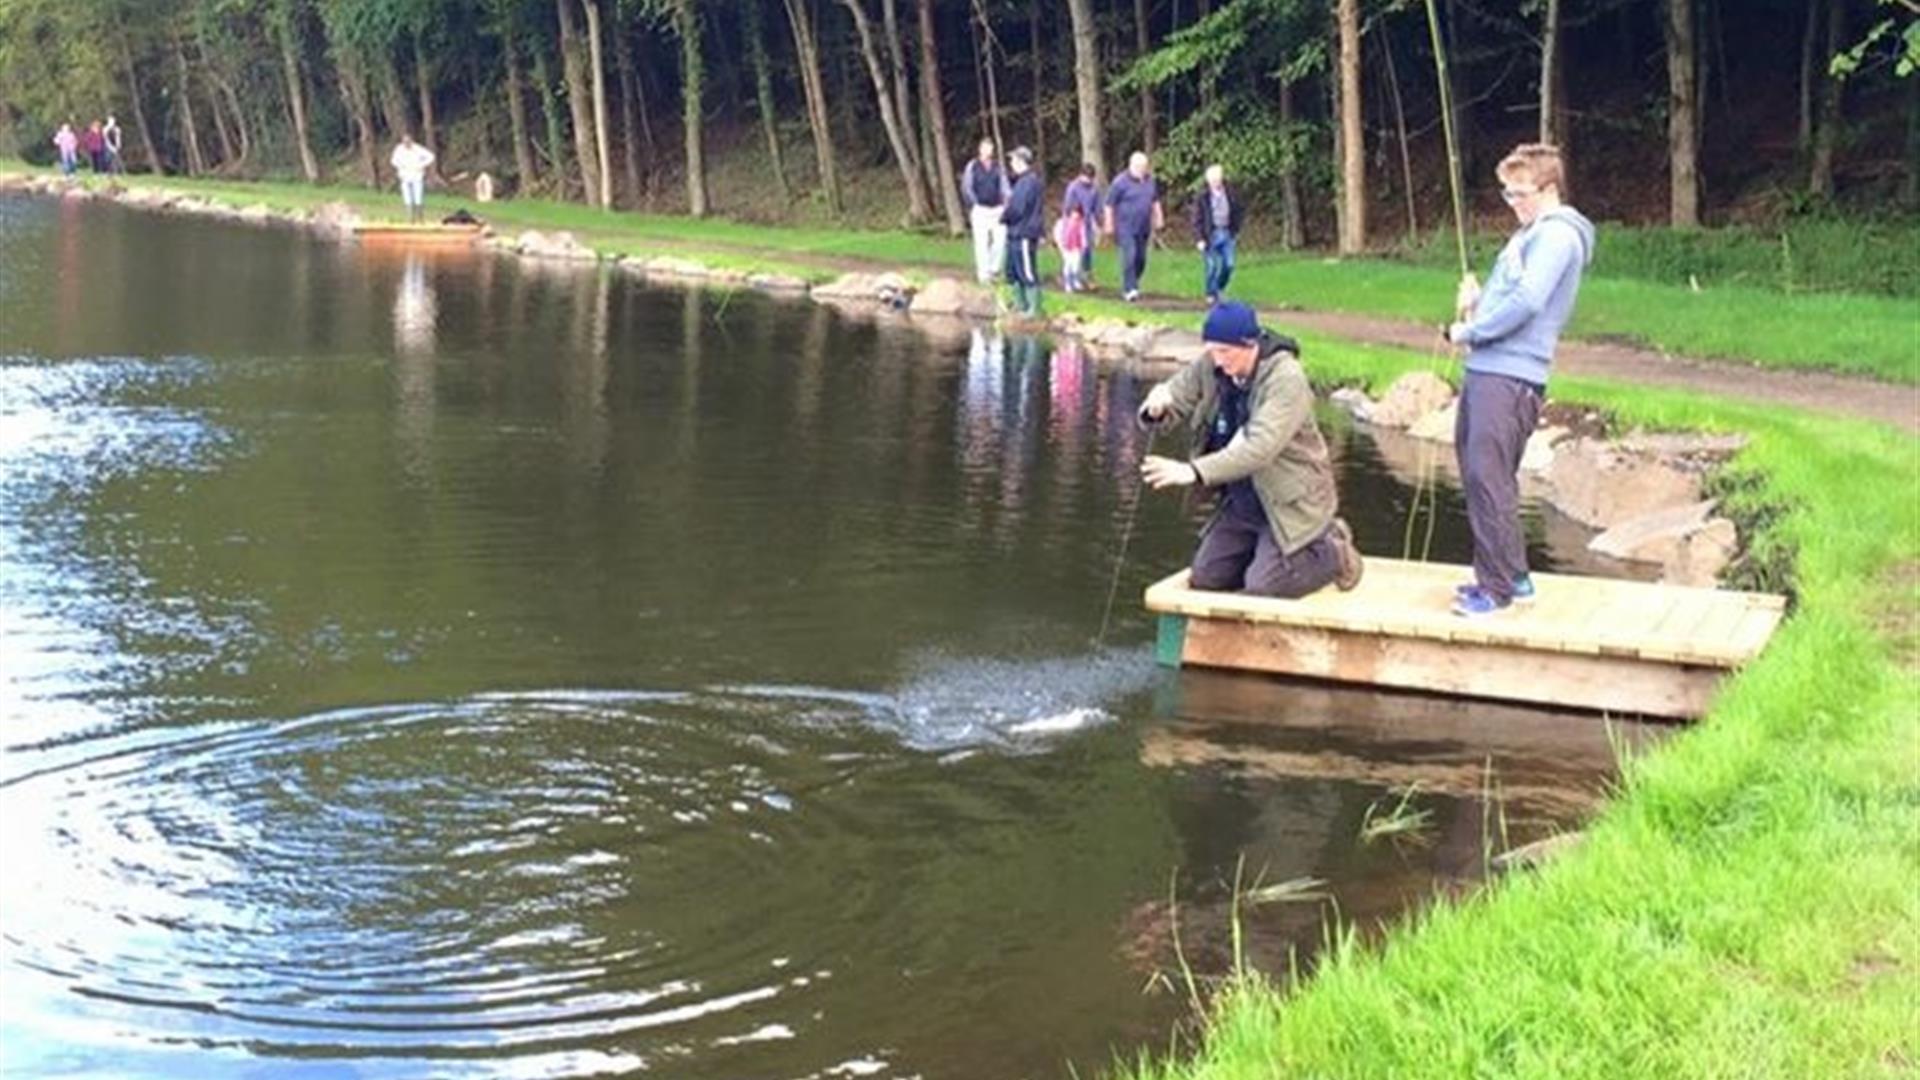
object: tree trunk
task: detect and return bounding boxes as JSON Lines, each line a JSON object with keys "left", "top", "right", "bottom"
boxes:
{"left": 975, "top": 1, "right": 1005, "bottom": 154}
{"left": 119, "top": 33, "right": 165, "bottom": 175}
{"left": 1797, "top": 0, "right": 1818, "bottom": 153}
{"left": 613, "top": 27, "right": 643, "bottom": 204}
{"left": 583, "top": 0, "right": 614, "bottom": 209}
{"left": 744, "top": 0, "right": 794, "bottom": 200}
{"left": 918, "top": 0, "right": 965, "bottom": 234}
{"left": 376, "top": 54, "right": 413, "bottom": 140}
{"left": 171, "top": 33, "right": 207, "bottom": 175}
{"left": 1540, "top": 0, "right": 1561, "bottom": 145}
{"left": 531, "top": 44, "right": 571, "bottom": 196}
{"left": 1066, "top": 0, "right": 1105, "bottom": 187}
{"left": 504, "top": 22, "right": 539, "bottom": 188}
{"left": 556, "top": 0, "right": 602, "bottom": 206}
{"left": 1808, "top": 0, "right": 1844, "bottom": 198}
{"left": 1335, "top": 0, "right": 1365, "bottom": 253}
{"left": 1278, "top": 77, "right": 1304, "bottom": 248}
{"left": 212, "top": 69, "right": 253, "bottom": 167}
{"left": 882, "top": 0, "right": 922, "bottom": 187}
{"left": 336, "top": 53, "right": 380, "bottom": 186}
{"left": 840, "top": 0, "right": 934, "bottom": 223}
{"left": 675, "top": 0, "right": 710, "bottom": 216}
{"left": 410, "top": 39, "right": 437, "bottom": 155}
{"left": 1381, "top": 33, "right": 1416, "bottom": 243}
{"left": 202, "top": 61, "right": 238, "bottom": 167}
{"left": 783, "top": 0, "right": 842, "bottom": 214}
{"left": 276, "top": 11, "right": 320, "bottom": 180}
{"left": 1134, "top": 0, "right": 1156, "bottom": 154}
{"left": 1665, "top": 0, "right": 1699, "bottom": 226}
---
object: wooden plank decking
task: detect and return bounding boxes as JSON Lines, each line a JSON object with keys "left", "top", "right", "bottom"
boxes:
{"left": 1144, "top": 561, "right": 1786, "bottom": 719}
{"left": 352, "top": 222, "right": 485, "bottom": 247}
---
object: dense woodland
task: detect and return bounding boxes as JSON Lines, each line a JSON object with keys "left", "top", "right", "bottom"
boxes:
{"left": 1, "top": 0, "right": 1915, "bottom": 247}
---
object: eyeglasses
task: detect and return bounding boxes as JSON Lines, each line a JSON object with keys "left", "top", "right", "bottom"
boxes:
{"left": 1500, "top": 187, "right": 1539, "bottom": 204}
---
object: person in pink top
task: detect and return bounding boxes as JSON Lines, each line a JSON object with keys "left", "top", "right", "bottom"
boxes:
{"left": 1053, "top": 205, "right": 1089, "bottom": 292}
{"left": 52, "top": 123, "right": 78, "bottom": 176}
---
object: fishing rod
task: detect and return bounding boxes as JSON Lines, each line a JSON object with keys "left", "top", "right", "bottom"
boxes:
{"left": 1095, "top": 425, "right": 1159, "bottom": 646}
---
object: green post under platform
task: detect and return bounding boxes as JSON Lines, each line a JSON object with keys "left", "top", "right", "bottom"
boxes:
{"left": 1155, "top": 614, "right": 1188, "bottom": 667}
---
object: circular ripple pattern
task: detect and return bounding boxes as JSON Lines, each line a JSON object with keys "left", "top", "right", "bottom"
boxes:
{"left": 0, "top": 690, "right": 898, "bottom": 1077}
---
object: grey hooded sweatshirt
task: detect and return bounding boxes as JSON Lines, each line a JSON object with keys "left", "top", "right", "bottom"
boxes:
{"left": 1459, "top": 205, "right": 1595, "bottom": 387}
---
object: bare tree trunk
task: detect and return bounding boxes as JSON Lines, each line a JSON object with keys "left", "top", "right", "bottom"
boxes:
{"left": 918, "top": 0, "right": 965, "bottom": 234}
{"left": 881, "top": 0, "right": 921, "bottom": 185}
{"left": 413, "top": 39, "right": 440, "bottom": 155}
{"left": 1030, "top": 0, "right": 1046, "bottom": 169}
{"left": 1381, "top": 32, "right": 1416, "bottom": 243}
{"left": 531, "top": 45, "right": 571, "bottom": 196}
{"left": 503, "top": 22, "right": 539, "bottom": 188}
{"left": 1278, "top": 78, "right": 1304, "bottom": 248}
{"left": 376, "top": 54, "right": 413, "bottom": 140}
{"left": 1665, "top": 0, "right": 1699, "bottom": 225}
{"left": 974, "top": 1, "right": 1005, "bottom": 153}
{"left": 674, "top": 0, "right": 709, "bottom": 216}
{"left": 201, "top": 58, "right": 238, "bottom": 167}
{"left": 1066, "top": 0, "right": 1105, "bottom": 186}
{"left": 840, "top": 0, "right": 934, "bottom": 223}
{"left": 1808, "top": 0, "right": 1845, "bottom": 198}
{"left": 119, "top": 33, "right": 165, "bottom": 175}
{"left": 1134, "top": 0, "right": 1156, "bottom": 154}
{"left": 583, "top": 0, "right": 614, "bottom": 208}
{"left": 1335, "top": 0, "right": 1365, "bottom": 253}
{"left": 336, "top": 54, "right": 380, "bottom": 186}
{"left": 783, "top": 0, "right": 842, "bottom": 214}
{"left": 172, "top": 33, "right": 208, "bottom": 175}
{"left": 1540, "top": 0, "right": 1561, "bottom": 145}
{"left": 556, "top": 0, "right": 602, "bottom": 205}
{"left": 212, "top": 69, "right": 253, "bottom": 167}
{"left": 744, "top": 0, "right": 794, "bottom": 200}
{"left": 276, "top": 11, "right": 320, "bottom": 180}
{"left": 613, "top": 27, "right": 643, "bottom": 203}
{"left": 1797, "top": 0, "right": 1818, "bottom": 153}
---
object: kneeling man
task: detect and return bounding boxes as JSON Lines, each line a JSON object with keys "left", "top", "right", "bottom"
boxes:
{"left": 1138, "top": 302, "right": 1363, "bottom": 598}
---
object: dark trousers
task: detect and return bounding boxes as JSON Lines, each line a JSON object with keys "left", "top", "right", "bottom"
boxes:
{"left": 1455, "top": 371, "right": 1543, "bottom": 602}
{"left": 1117, "top": 231, "right": 1150, "bottom": 294}
{"left": 1005, "top": 236, "right": 1039, "bottom": 288}
{"left": 1191, "top": 513, "right": 1342, "bottom": 599}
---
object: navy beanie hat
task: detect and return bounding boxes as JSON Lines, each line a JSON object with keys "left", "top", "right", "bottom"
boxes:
{"left": 1201, "top": 301, "right": 1260, "bottom": 345}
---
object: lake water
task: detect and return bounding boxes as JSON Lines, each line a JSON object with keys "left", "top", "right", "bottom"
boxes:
{"left": 0, "top": 195, "right": 1651, "bottom": 1079}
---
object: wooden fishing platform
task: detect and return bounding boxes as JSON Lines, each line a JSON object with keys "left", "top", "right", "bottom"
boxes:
{"left": 1145, "top": 561, "right": 1787, "bottom": 720}
{"left": 352, "top": 222, "right": 485, "bottom": 247}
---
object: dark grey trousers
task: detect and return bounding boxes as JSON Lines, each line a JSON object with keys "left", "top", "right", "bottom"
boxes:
{"left": 1455, "top": 371, "right": 1543, "bottom": 603}
{"left": 1190, "top": 514, "right": 1342, "bottom": 599}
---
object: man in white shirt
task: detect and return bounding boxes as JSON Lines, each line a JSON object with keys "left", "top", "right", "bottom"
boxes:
{"left": 389, "top": 135, "right": 436, "bottom": 223}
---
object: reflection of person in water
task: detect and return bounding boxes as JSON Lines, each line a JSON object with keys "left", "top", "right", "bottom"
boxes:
{"left": 393, "top": 254, "right": 437, "bottom": 356}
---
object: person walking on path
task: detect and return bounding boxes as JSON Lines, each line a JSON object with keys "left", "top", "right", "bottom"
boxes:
{"left": 1446, "top": 143, "right": 1594, "bottom": 618}
{"left": 389, "top": 134, "right": 437, "bottom": 223}
{"left": 52, "top": 123, "right": 78, "bottom": 176}
{"left": 1053, "top": 205, "right": 1089, "bottom": 292}
{"left": 80, "top": 121, "right": 107, "bottom": 173}
{"left": 960, "top": 139, "right": 1010, "bottom": 285}
{"left": 102, "top": 115, "right": 123, "bottom": 174}
{"left": 1060, "top": 163, "right": 1103, "bottom": 289}
{"left": 1189, "top": 164, "right": 1244, "bottom": 305}
{"left": 1137, "top": 301, "right": 1364, "bottom": 598}
{"left": 1002, "top": 147, "right": 1046, "bottom": 318}
{"left": 1104, "top": 151, "right": 1164, "bottom": 303}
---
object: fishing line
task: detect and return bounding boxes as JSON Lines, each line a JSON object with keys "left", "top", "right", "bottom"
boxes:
{"left": 1095, "top": 425, "right": 1159, "bottom": 646}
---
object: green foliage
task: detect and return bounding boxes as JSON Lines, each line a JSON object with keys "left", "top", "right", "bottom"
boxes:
{"left": 1149, "top": 94, "right": 1324, "bottom": 205}
{"left": 1829, "top": 0, "right": 1919, "bottom": 80}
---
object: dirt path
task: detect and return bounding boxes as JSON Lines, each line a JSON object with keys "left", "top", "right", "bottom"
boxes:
{"left": 612, "top": 230, "right": 1918, "bottom": 433}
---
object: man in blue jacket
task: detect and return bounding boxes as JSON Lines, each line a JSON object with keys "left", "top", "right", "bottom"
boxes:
{"left": 1001, "top": 147, "right": 1046, "bottom": 318}
{"left": 1446, "top": 143, "right": 1595, "bottom": 617}
{"left": 1104, "top": 151, "right": 1164, "bottom": 302}
{"left": 961, "top": 139, "right": 1010, "bottom": 284}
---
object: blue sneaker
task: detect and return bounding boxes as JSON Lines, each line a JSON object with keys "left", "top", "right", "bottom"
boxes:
{"left": 1451, "top": 585, "right": 1511, "bottom": 618}
{"left": 1455, "top": 575, "right": 1536, "bottom": 604}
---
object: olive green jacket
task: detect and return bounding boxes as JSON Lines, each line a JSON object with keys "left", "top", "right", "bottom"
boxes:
{"left": 1144, "top": 331, "right": 1338, "bottom": 554}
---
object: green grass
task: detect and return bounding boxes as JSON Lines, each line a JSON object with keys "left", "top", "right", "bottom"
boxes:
{"left": 8, "top": 162, "right": 1915, "bottom": 383}
{"left": 1112, "top": 338, "right": 1920, "bottom": 1080}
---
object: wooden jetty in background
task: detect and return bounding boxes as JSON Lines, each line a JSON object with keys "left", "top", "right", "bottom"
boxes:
{"left": 352, "top": 222, "right": 485, "bottom": 248}
{"left": 1145, "top": 561, "right": 1786, "bottom": 720}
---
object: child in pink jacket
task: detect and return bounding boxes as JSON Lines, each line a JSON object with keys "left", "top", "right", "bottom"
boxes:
{"left": 1053, "top": 206, "right": 1088, "bottom": 292}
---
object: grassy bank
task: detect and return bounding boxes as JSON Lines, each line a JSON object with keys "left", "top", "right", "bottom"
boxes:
{"left": 1114, "top": 339, "right": 1920, "bottom": 1079}
{"left": 8, "top": 164, "right": 1915, "bottom": 384}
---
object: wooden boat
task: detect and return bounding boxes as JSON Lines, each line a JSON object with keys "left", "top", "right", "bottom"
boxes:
{"left": 1145, "top": 561, "right": 1786, "bottom": 720}
{"left": 352, "top": 221, "right": 485, "bottom": 247}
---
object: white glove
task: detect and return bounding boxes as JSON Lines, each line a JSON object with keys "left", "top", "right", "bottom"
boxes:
{"left": 1141, "top": 455, "right": 1200, "bottom": 489}
{"left": 1141, "top": 383, "right": 1175, "bottom": 420}
{"left": 1447, "top": 321, "right": 1472, "bottom": 346}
